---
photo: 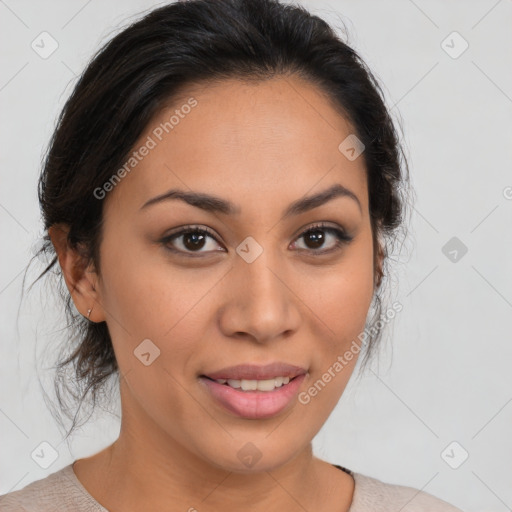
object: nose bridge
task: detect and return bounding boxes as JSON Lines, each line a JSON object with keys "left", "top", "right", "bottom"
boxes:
{"left": 237, "top": 238, "right": 285, "bottom": 309}
{"left": 222, "top": 235, "right": 299, "bottom": 340}
{"left": 240, "top": 244, "right": 282, "bottom": 296}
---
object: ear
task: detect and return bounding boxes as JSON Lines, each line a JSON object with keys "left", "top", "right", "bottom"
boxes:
{"left": 374, "top": 231, "right": 385, "bottom": 290}
{"left": 48, "top": 224, "right": 105, "bottom": 323}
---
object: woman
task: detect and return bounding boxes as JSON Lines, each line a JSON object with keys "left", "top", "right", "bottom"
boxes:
{"left": 0, "top": 0, "right": 464, "bottom": 510}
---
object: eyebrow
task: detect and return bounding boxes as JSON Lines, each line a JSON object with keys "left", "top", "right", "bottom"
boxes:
{"left": 140, "top": 183, "right": 362, "bottom": 218}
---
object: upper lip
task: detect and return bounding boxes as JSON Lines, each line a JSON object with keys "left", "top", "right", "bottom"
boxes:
{"left": 202, "top": 363, "right": 307, "bottom": 381}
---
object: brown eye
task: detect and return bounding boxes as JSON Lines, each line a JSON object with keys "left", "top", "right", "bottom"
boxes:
{"left": 162, "top": 226, "right": 224, "bottom": 256}
{"left": 302, "top": 229, "right": 326, "bottom": 250}
{"left": 292, "top": 223, "right": 353, "bottom": 254}
{"left": 182, "top": 231, "right": 207, "bottom": 251}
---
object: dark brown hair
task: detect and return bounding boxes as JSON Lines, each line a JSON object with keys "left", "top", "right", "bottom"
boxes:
{"left": 27, "top": 0, "right": 411, "bottom": 439}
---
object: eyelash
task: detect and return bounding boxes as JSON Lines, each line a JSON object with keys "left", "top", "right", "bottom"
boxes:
{"left": 160, "top": 222, "right": 353, "bottom": 258}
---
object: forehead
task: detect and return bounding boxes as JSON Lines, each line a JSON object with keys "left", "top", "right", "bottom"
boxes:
{"left": 104, "top": 76, "right": 368, "bottom": 219}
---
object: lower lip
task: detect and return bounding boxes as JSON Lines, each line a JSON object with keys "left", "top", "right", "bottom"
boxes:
{"left": 199, "top": 374, "right": 306, "bottom": 419}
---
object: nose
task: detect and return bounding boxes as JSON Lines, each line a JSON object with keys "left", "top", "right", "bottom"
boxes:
{"left": 218, "top": 245, "right": 301, "bottom": 344}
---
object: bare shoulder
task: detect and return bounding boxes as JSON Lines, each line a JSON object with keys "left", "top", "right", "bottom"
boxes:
{"left": 350, "top": 472, "right": 465, "bottom": 512}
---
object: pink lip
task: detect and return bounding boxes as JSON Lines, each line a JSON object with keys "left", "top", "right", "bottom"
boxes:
{"left": 200, "top": 374, "right": 306, "bottom": 419}
{"left": 202, "top": 362, "right": 307, "bottom": 381}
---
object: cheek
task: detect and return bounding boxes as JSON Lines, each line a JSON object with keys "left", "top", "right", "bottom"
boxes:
{"left": 303, "top": 235, "right": 375, "bottom": 344}
{"left": 97, "top": 234, "right": 222, "bottom": 364}
{"left": 298, "top": 262, "right": 374, "bottom": 418}
{"left": 299, "top": 232, "right": 375, "bottom": 410}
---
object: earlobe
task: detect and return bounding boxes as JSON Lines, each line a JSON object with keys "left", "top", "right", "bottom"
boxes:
{"left": 48, "top": 224, "right": 105, "bottom": 323}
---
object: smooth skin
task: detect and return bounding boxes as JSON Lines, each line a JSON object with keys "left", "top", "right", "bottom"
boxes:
{"left": 49, "top": 75, "right": 383, "bottom": 512}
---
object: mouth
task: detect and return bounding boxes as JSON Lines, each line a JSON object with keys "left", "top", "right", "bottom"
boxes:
{"left": 199, "top": 372, "right": 307, "bottom": 420}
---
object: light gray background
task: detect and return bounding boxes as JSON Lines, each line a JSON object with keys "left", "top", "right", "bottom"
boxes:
{"left": 1, "top": 1, "right": 511, "bottom": 510}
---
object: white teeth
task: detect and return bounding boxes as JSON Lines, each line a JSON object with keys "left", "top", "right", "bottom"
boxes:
{"left": 215, "top": 376, "right": 292, "bottom": 391}
{"left": 240, "top": 379, "right": 259, "bottom": 391}
{"left": 226, "top": 379, "right": 241, "bottom": 388}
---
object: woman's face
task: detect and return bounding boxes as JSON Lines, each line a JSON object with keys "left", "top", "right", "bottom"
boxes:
{"left": 88, "top": 76, "right": 377, "bottom": 471}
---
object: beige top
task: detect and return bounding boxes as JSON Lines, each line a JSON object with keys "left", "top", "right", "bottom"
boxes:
{"left": 0, "top": 463, "right": 464, "bottom": 511}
